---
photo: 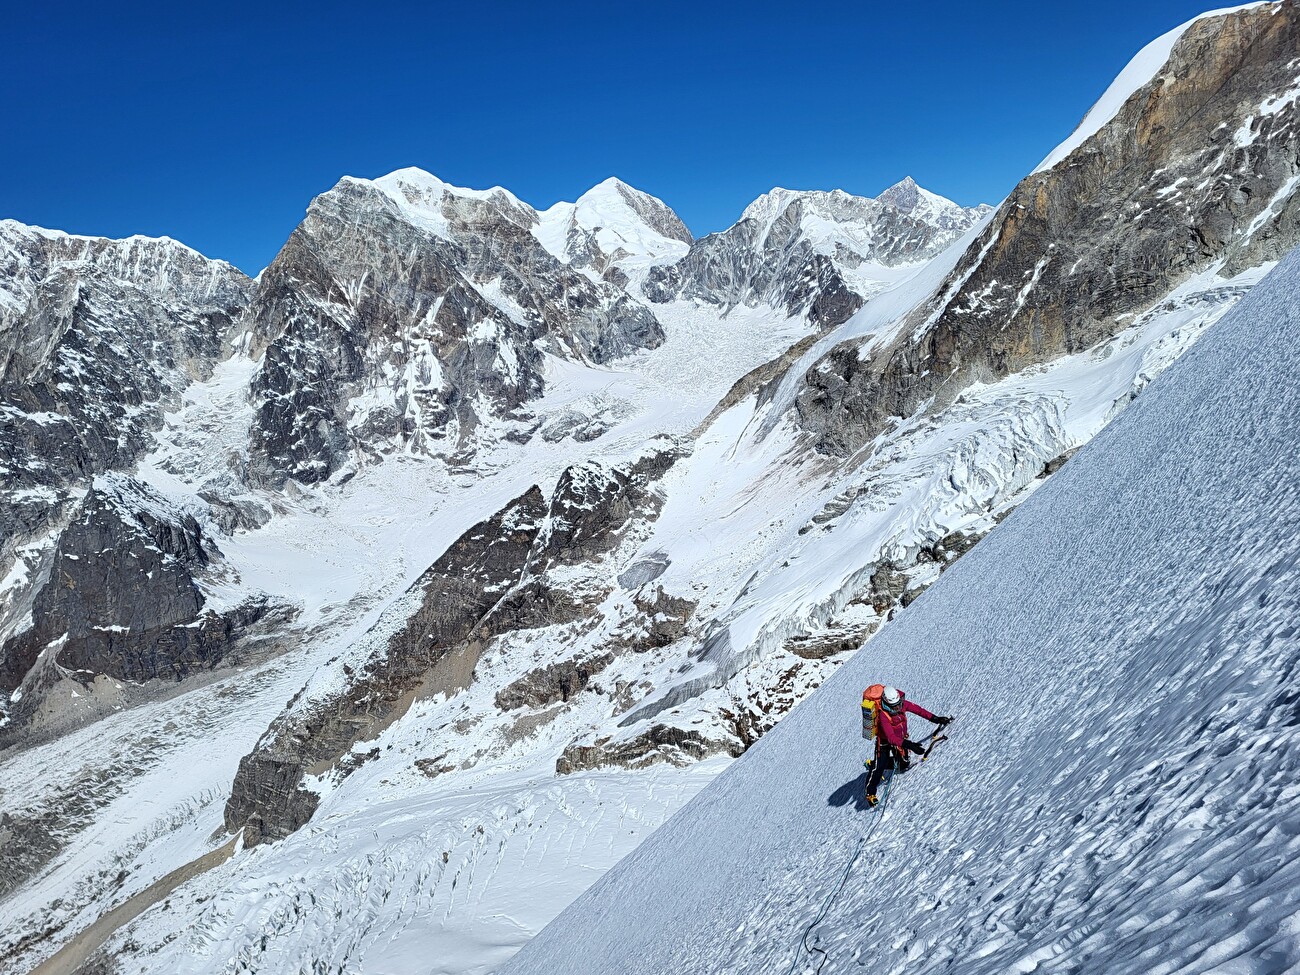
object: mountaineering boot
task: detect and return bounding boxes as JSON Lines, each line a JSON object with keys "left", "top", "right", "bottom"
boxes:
{"left": 865, "top": 793, "right": 879, "bottom": 808}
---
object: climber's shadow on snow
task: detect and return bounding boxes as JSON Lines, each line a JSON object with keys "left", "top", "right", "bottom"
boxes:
{"left": 827, "top": 771, "right": 873, "bottom": 812}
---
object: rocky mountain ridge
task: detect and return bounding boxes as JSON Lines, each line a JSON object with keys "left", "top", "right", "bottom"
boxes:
{"left": 0, "top": 221, "right": 250, "bottom": 551}
{"left": 645, "top": 177, "right": 992, "bottom": 328}
{"left": 792, "top": 1, "right": 1300, "bottom": 456}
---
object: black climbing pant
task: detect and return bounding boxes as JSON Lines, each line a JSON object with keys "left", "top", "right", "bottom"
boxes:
{"left": 866, "top": 739, "right": 925, "bottom": 797}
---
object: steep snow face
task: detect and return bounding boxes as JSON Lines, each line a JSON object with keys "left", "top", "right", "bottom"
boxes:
{"left": 535, "top": 178, "right": 693, "bottom": 288}
{"left": 502, "top": 246, "right": 1300, "bottom": 975}
{"left": 645, "top": 179, "right": 990, "bottom": 329}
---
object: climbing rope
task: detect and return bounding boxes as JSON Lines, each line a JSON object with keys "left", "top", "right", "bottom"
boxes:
{"left": 784, "top": 726, "right": 949, "bottom": 975}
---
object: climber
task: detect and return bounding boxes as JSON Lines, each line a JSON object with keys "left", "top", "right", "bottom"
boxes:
{"left": 862, "top": 684, "right": 950, "bottom": 808}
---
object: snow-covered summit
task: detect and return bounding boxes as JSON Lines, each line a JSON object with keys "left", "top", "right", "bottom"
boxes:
{"left": 566, "top": 177, "right": 693, "bottom": 246}
{"left": 535, "top": 177, "right": 693, "bottom": 285}
{"left": 878, "top": 175, "right": 996, "bottom": 228}
{"left": 350, "top": 167, "right": 535, "bottom": 239}
{"left": 739, "top": 179, "right": 988, "bottom": 240}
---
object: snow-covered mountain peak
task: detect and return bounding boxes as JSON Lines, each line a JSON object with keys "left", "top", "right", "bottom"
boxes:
{"left": 877, "top": 175, "right": 991, "bottom": 228}
{"left": 335, "top": 166, "right": 536, "bottom": 240}
{"left": 570, "top": 177, "right": 693, "bottom": 245}
{"left": 738, "top": 180, "right": 983, "bottom": 238}
{"left": 737, "top": 186, "right": 802, "bottom": 228}
{"left": 647, "top": 180, "right": 991, "bottom": 327}
{"left": 369, "top": 166, "right": 525, "bottom": 208}
{"left": 534, "top": 177, "right": 692, "bottom": 284}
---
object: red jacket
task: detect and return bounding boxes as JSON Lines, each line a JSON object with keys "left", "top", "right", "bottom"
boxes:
{"left": 876, "top": 697, "right": 936, "bottom": 747}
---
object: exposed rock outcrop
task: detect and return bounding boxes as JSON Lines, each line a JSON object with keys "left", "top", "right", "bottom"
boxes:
{"left": 795, "top": 2, "right": 1300, "bottom": 456}
{"left": 556, "top": 723, "right": 737, "bottom": 775}
{"left": 495, "top": 653, "right": 615, "bottom": 711}
{"left": 224, "top": 443, "right": 686, "bottom": 844}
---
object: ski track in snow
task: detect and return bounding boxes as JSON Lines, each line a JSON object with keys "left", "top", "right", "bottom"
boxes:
{"left": 500, "top": 248, "right": 1300, "bottom": 975}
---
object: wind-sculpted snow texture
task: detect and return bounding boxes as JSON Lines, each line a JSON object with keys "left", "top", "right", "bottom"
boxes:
{"left": 796, "top": 0, "right": 1300, "bottom": 456}
{"left": 503, "top": 246, "right": 1300, "bottom": 975}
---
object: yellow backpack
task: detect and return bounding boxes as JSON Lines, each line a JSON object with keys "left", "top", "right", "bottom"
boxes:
{"left": 861, "top": 683, "right": 886, "bottom": 739}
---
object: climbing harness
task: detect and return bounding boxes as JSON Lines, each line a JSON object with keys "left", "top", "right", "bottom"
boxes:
{"left": 784, "top": 724, "right": 951, "bottom": 975}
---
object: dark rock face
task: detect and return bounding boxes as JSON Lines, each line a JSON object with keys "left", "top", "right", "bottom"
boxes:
{"left": 795, "top": 2, "right": 1300, "bottom": 456}
{"left": 224, "top": 444, "right": 686, "bottom": 845}
{"left": 244, "top": 172, "right": 667, "bottom": 484}
{"left": 0, "top": 224, "right": 251, "bottom": 549}
{"left": 645, "top": 183, "right": 988, "bottom": 329}
{"left": 496, "top": 653, "right": 614, "bottom": 711}
{"left": 0, "top": 477, "right": 211, "bottom": 697}
{"left": 0, "top": 477, "right": 287, "bottom": 740}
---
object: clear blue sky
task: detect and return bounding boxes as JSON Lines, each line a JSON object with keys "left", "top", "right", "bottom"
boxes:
{"left": 4, "top": 0, "right": 1244, "bottom": 274}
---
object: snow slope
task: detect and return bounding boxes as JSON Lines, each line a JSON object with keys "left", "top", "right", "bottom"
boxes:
{"left": 502, "top": 246, "right": 1300, "bottom": 974}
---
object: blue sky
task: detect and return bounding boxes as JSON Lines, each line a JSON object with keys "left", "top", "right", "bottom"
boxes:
{"left": 4, "top": 0, "right": 1245, "bottom": 274}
